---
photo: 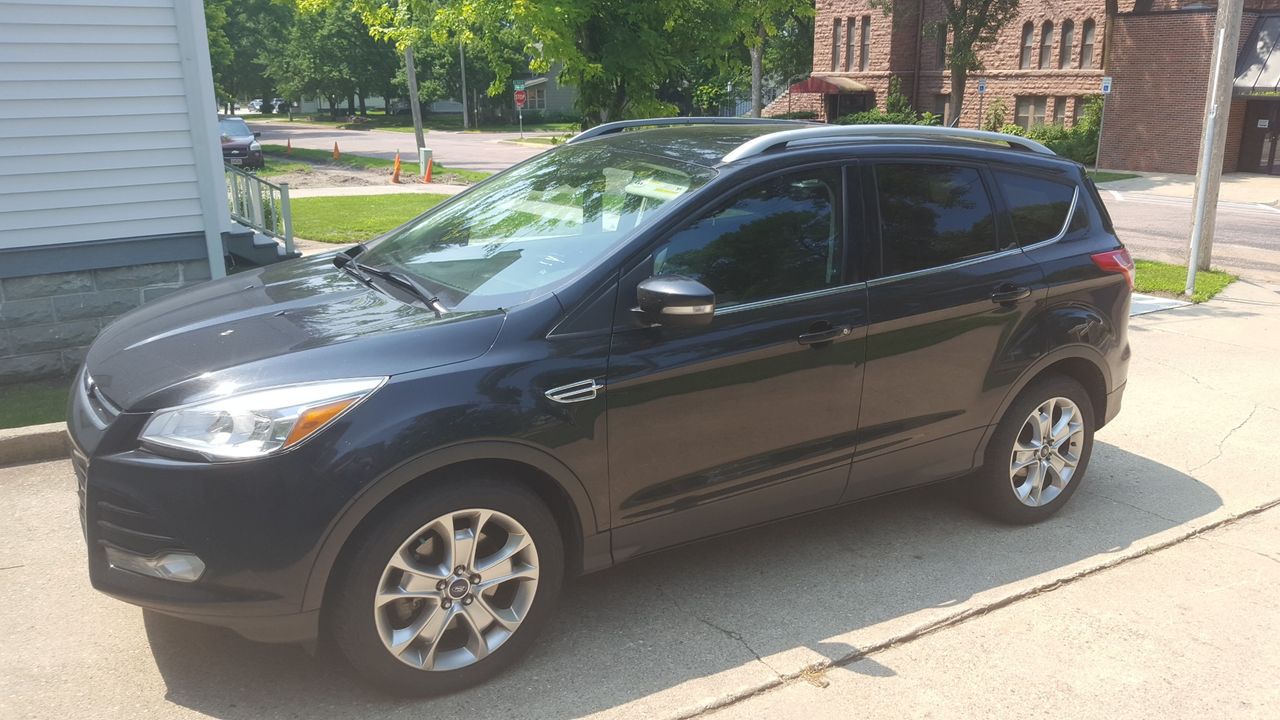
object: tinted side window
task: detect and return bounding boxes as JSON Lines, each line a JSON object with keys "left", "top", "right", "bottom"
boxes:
{"left": 875, "top": 164, "right": 996, "bottom": 276}
{"left": 993, "top": 170, "right": 1078, "bottom": 245}
{"left": 656, "top": 168, "right": 842, "bottom": 308}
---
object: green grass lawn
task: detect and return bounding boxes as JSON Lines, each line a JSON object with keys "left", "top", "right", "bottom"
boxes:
{"left": 0, "top": 378, "right": 70, "bottom": 429}
{"left": 290, "top": 194, "right": 450, "bottom": 244}
{"left": 1134, "top": 259, "right": 1236, "bottom": 303}
{"left": 1088, "top": 170, "right": 1141, "bottom": 183}
{"left": 260, "top": 145, "right": 490, "bottom": 183}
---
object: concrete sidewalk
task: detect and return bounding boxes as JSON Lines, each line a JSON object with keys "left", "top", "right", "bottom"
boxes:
{"left": 2, "top": 281, "right": 1279, "bottom": 719}
{"left": 1098, "top": 170, "right": 1280, "bottom": 207}
{"left": 710, "top": 504, "right": 1280, "bottom": 719}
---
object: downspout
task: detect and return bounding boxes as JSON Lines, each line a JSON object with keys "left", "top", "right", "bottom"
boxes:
{"left": 913, "top": 0, "right": 925, "bottom": 107}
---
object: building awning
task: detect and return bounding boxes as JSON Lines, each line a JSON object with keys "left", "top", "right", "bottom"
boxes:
{"left": 789, "top": 74, "right": 870, "bottom": 95}
{"left": 524, "top": 77, "right": 548, "bottom": 88}
{"left": 1235, "top": 15, "right": 1280, "bottom": 96}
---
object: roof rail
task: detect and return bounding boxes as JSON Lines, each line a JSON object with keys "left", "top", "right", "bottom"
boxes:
{"left": 720, "top": 124, "right": 1055, "bottom": 163}
{"left": 567, "top": 117, "right": 815, "bottom": 144}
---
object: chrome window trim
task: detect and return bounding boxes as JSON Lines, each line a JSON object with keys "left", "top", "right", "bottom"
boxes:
{"left": 715, "top": 282, "right": 866, "bottom": 316}
{"left": 866, "top": 246, "right": 1026, "bottom": 288}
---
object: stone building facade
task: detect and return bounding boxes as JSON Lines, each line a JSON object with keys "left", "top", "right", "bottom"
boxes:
{"left": 766, "top": 1, "right": 1280, "bottom": 175}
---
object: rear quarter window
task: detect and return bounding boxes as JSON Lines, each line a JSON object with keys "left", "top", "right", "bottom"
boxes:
{"left": 993, "top": 170, "right": 1079, "bottom": 245}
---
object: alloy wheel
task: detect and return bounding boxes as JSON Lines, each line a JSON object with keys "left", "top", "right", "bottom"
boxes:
{"left": 373, "top": 508, "right": 539, "bottom": 671}
{"left": 1009, "top": 396, "right": 1086, "bottom": 507}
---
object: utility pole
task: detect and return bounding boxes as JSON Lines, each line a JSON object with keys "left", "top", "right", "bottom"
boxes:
{"left": 1186, "top": 0, "right": 1244, "bottom": 293}
{"left": 403, "top": 45, "right": 425, "bottom": 151}
{"left": 459, "top": 39, "right": 470, "bottom": 130}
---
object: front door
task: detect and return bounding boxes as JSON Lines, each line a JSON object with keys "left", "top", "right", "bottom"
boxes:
{"left": 606, "top": 166, "right": 868, "bottom": 561}
{"left": 1239, "top": 101, "right": 1280, "bottom": 175}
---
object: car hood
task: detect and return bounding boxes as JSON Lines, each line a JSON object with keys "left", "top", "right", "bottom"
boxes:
{"left": 84, "top": 254, "right": 505, "bottom": 412}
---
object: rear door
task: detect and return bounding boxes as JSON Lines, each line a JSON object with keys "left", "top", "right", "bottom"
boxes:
{"left": 606, "top": 164, "right": 869, "bottom": 560}
{"left": 844, "top": 160, "right": 1047, "bottom": 501}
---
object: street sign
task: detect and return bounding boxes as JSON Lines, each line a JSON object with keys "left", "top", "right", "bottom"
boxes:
{"left": 514, "top": 89, "right": 527, "bottom": 108}
{"left": 1101, "top": 76, "right": 1113, "bottom": 94}
{"left": 514, "top": 79, "right": 525, "bottom": 91}
{"left": 977, "top": 79, "right": 986, "bottom": 95}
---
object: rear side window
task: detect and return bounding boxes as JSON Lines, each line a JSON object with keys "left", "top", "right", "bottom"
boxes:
{"left": 655, "top": 168, "right": 842, "bottom": 308}
{"left": 993, "top": 170, "right": 1078, "bottom": 245}
{"left": 874, "top": 164, "right": 997, "bottom": 276}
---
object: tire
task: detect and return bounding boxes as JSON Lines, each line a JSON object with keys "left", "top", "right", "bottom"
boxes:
{"left": 971, "top": 374, "right": 1095, "bottom": 524}
{"left": 329, "top": 475, "right": 565, "bottom": 695}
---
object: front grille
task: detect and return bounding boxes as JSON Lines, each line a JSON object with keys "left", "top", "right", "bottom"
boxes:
{"left": 93, "top": 486, "right": 188, "bottom": 557}
{"left": 225, "top": 148, "right": 246, "bottom": 157}
{"left": 82, "top": 374, "right": 120, "bottom": 427}
{"left": 72, "top": 450, "right": 88, "bottom": 539}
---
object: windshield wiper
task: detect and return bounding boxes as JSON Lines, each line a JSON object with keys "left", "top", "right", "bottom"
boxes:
{"left": 333, "top": 253, "right": 447, "bottom": 317}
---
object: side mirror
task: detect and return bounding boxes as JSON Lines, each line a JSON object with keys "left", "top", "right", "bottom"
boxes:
{"left": 634, "top": 275, "right": 715, "bottom": 328}
{"left": 253, "top": 131, "right": 262, "bottom": 138}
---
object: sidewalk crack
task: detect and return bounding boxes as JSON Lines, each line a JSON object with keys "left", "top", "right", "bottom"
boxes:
{"left": 658, "top": 585, "right": 782, "bottom": 677}
{"left": 1086, "top": 491, "right": 1180, "bottom": 524}
{"left": 1195, "top": 536, "right": 1280, "bottom": 566}
{"left": 1190, "top": 403, "right": 1258, "bottom": 474}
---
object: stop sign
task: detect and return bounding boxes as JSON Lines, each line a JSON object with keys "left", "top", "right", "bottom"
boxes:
{"left": 514, "top": 89, "right": 527, "bottom": 108}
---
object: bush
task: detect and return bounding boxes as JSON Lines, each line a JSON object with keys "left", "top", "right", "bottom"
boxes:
{"left": 998, "top": 96, "right": 1103, "bottom": 164}
{"left": 772, "top": 111, "right": 818, "bottom": 120}
{"left": 834, "top": 76, "right": 938, "bottom": 126}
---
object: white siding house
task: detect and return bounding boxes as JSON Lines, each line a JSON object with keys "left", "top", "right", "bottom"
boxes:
{"left": 0, "top": 0, "right": 228, "bottom": 383}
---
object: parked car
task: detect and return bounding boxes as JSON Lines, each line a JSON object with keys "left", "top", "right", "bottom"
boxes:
{"left": 69, "top": 119, "right": 1131, "bottom": 695}
{"left": 218, "top": 115, "right": 263, "bottom": 169}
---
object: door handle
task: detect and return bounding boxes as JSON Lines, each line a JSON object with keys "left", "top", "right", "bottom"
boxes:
{"left": 990, "top": 285, "right": 1032, "bottom": 304}
{"left": 797, "top": 324, "right": 851, "bottom": 346}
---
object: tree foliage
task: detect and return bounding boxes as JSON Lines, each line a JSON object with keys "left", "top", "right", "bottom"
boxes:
{"left": 874, "top": 0, "right": 1021, "bottom": 122}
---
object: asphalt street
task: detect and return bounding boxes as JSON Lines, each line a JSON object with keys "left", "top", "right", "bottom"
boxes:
{"left": 2, "top": 279, "right": 1279, "bottom": 719}
{"left": 1103, "top": 190, "right": 1280, "bottom": 284}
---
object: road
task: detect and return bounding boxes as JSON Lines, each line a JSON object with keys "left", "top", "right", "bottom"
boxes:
{"left": 249, "top": 121, "right": 551, "bottom": 174}
{"left": 1104, "top": 190, "right": 1280, "bottom": 283}
{"left": 3, "top": 280, "right": 1280, "bottom": 719}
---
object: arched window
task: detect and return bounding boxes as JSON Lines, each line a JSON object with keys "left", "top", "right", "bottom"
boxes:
{"left": 936, "top": 23, "right": 948, "bottom": 69}
{"left": 1019, "top": 22, "right": 1034, "bottom": 69}
{"left": 832, "top": 18, "right": 842, "bottom": 71}
{"left": 846, "top": 17, "right": 856, "bottom": 70}
{"left": 1059, "top": 20, "right": 1074, "bottom": 69}
{"left": 859, "top": 16, "right": 871, "bottom": 71}
{"left": 1039, "top": 21, "right": 1054, "bottom": 69}
{"left": 1080, "top": 19, "right": 1097, "bottom": 69}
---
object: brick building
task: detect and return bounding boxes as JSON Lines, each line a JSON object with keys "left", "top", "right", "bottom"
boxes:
{"left": 765, "top": 1, "right": 1280, "bottom": 175}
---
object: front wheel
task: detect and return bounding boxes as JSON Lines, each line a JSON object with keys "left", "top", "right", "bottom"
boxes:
{"left": 329, "top": 477, "right": 564, "bottom": 695}
{"left": 971, "top": 375, "right": 1095, "bottom": 524}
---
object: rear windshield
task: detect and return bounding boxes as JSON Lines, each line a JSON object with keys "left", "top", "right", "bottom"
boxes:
{"left": 993, "top": 170, "right": 1079, "bottom": 245}
{"left": 361, "top": 144, "right": 715, "bottom": 311}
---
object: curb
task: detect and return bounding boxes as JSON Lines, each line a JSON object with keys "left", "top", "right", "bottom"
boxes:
{"left": 0, "top": 422, "right": 69, "bottom": 467}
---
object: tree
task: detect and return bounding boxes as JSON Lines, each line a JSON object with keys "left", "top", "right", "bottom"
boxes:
{"left": 222, "top": 0, "right": 296, "bottom": 111}
{"left": 875, "top": 0, "right": 1021, "bottom": 124}
{"left": 721, "top": 0, "right": 812, "bottom": 117}
{"left": 204, "top": 0, "right": 234, "bottom": 110}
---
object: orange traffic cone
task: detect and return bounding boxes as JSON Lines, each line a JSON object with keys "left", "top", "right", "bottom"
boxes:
{"left": 286, "top": 138, "right": 292, "bottom": 155}
{"left": 392, "top": 152, "right": 401, "bottom": 184}
{"left": 423, "top": 158, "right": 433, "bottom": 184}
{"left": 332, "top": 142, "right": 340, "bottom": 161}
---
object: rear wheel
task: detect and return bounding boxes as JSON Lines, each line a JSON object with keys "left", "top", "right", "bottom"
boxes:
{"left": 329, "top": 477, "right": 564, "bottom": 695}
{"left": 972, "top": 375, "right": 1095, "bottom": 524}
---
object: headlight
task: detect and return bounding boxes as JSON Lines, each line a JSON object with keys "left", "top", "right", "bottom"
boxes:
{"left": 249, "top": 141, "right": 261, "bottom": 152}
{"left": 139, "top": 378, "right": 385, "bottom": 461}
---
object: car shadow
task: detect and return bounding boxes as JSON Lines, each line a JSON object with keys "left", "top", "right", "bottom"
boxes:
{"left": 144, "top": 442, "right": 1221, "bottom": 719}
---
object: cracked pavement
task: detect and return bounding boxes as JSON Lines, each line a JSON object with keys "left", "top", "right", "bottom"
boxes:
{"left": 2, "top": 281, "right": 1279, "bottom": 719}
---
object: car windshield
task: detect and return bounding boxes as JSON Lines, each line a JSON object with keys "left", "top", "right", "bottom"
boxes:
{"left": 219, "top": 118, "right": 252, "bottom": 137}
{"left": 359, "top": 144, "right": 715, "bottom": 311}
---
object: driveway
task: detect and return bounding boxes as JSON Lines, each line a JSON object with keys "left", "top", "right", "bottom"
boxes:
{"left": 248, "top": 121, "right": 551, "bottom": 174}
{"left": 2, "top": 282, "right": 1279, "bottom": 719}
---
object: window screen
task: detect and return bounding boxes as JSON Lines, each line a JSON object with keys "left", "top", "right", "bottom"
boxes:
{"left": 875, "top": 164, "right": 997, "bottom": 276}
{"left": 994, "top": 171, "right": 1078, "bottom": 245}
{"left": 655, "top": 169, "right": 843, "bottom": 308}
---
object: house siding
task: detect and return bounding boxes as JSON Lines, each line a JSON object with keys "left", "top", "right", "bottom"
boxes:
{"left": 0, "top": 0, "right": 226, "bottom": 383}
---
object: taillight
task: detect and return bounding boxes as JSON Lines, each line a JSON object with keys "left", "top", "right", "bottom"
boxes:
{"left": 1092, "top": 248, "right": 1135, "bottom": 290}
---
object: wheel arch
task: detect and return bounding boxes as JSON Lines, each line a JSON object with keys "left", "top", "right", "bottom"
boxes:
{"left": 303, "top": 440, "right": 602, "bottom": 613}
{"left": 973, "top": 346, "right": 1111, "bottom": 466}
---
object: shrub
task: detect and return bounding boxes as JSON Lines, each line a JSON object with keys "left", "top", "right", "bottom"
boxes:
{"left": 772, "top": 111, "right": 818, "bottom": 120}
{"left": 835, "top": 77, "right": 937, "bottom": 126}
{"left": 996, "top": 96, "right": 1102, "bottom": 164}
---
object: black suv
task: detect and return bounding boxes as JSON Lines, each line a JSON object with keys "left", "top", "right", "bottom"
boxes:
{"left": 69, "top": 119, "right": 1131, "bottom": 694}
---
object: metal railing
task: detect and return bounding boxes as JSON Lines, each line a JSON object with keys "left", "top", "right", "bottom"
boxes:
{"left": 224, "top": 164, "right": 294, "bottom": 255}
